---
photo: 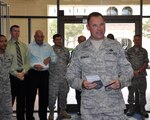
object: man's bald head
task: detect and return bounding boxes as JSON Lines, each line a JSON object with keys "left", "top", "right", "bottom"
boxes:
{"left": 34, "top": 30, "right": 45, "bottom": 46}
{"left": 78, "top": 35, "right": 86, "bottom": 44}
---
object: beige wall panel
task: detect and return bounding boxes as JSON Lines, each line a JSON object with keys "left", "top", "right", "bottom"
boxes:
{"left": 9, "top": 18, "right": 28, "bottom": 44}
{"left": 30, "top": 19, "right": 48, "bottom": 42}
{"left": 3, "top": 0, "right": 56, "bottom": 16}
{"left": 2, "top": 0, "right": 51, "bottom": 44}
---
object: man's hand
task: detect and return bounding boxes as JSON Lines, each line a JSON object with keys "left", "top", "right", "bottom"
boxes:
{"left": 108, "top": 80, "right": 121, "bottom": 90}
{"left": 43, "top": 57, "right": 51, "bottom": 65}
{"left": 134, "top": 70, "right": 140, "bottom": 77}
{"left": 34, "top": 64, "right": 43, "bottom": 71}
{"left": 16, "top": 72, "right": 25, "bottom": 80}
{"left": 82, "top": 80, "right": 97, "bottom": 90}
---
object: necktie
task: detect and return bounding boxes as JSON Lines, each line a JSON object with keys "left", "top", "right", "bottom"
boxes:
{"left": 15, "top": 41, "right": 23, "bottom": 67}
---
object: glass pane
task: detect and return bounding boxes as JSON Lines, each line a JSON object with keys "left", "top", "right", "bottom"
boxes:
{"left": 142, "top": 18, "right": 150, "bottom": 110}
{"left": 143, "top": 0, "right": 150, "bottom": 16}
{"left": 65, "top": 22, "right": 135, "bottom": 104}
{"left": 106, "top": 23, "right": 135, "bottom": 42}
{"left": 48, "top": 5, "right": 57, "bottom": 16}
{"left": 64, "top": 23, "right": 90, "bottom": 49}
{"left": 59, "top": 0, "right": 140, "bottom": 16}
{"left": 48, "top": 19, "right": 57, "bottom": 45}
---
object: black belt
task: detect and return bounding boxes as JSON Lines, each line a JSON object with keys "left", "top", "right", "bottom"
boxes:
{"left": 16, "top": 69, "right": 23, "bottom": 72}
{"left": 30, "top": 68, "right": 48, "bottom": 72}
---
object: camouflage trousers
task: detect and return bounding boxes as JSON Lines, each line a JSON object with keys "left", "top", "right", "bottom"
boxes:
{"left": 0, "top": 93, "right": 13, "bottom": 120}
{"left": 81, "top": 111, "right": 128, "bottom": 120}
{"left": 48, "top": 80, "right": 69, "bottom": 110}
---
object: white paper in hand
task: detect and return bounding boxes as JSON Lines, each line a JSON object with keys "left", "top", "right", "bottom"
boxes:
{"left": 86, "top": 75, "right": 100, "bottom": 83}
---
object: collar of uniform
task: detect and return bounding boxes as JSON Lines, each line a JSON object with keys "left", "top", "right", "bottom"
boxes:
{"left": 133, "top": 45, "right": 142, "bottom": 50}
{"left": 83, "top": 37, "right": 105, "bottom": 48}
{"left": 53, "top": 45, "right": 65, "bottom": 50}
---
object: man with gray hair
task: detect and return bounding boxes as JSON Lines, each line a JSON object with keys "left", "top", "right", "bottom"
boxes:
{"left": 26, "top": 30, "right": 57, "bottom": 120}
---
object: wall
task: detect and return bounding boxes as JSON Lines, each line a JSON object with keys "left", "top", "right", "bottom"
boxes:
{"left": 2, "top": 0, "right": 57, "bottom": 43}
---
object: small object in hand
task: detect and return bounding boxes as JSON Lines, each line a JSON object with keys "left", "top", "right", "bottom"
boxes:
{"left": 92, "top": 80, "right": 103, "bottom": 89}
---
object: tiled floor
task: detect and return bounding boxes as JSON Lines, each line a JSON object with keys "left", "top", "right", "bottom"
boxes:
{"left": 12, "top": 95, "right": 150, "bottom": 120}
{"left": 12, "top": 100, "right": 150, "bottom": 120}
{"left": 12, "top": 112, "right": 150, "bottom": 120}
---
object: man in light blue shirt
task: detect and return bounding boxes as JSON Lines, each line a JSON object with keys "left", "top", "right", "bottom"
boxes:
{"left": 26, "top": 30, "right": 57, "bottom": 120}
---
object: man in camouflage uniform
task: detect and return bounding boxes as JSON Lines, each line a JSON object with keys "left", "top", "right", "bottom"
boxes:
{"left": 75, "top": 35, "right": 86, "bottom": 116}
{"left": 126, "top": 35, "right": 149, "bottom": 118}
{"left": 66, "top": 12, "right": 133, "bottom": 120}
{"left": 48, "top": 34, "right": 71, "bottom": 120}
{"left": 0, "top": 35, "right": 13, "bottom": 120}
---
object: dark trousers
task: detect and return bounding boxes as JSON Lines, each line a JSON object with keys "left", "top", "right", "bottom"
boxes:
{"left": 128, "top": 76, "right": 147, "bottom": 106}
{"left": 10, "top": 74, "right": 26, "bottom": 120}
{"left": 75, "top": 90, "right": 81, "bottom": 113}
{"left": 26, "top": 69, "right": 49, "bottom": 120}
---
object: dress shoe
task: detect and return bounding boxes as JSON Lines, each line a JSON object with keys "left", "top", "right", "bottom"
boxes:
{"left": 141, "top": 106, "right": 149, "bottom": 118}
{"left": 126, "top": 108, "right": 134, "bottom": 116}
{"left": 59, "top": 111, "right": 71, "bottom": 118}
{"left": 77, "top": 112, "right": 81, "bottom": 116}
{"left": 48, "top": 111, "right": 54, "bottom": 120}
